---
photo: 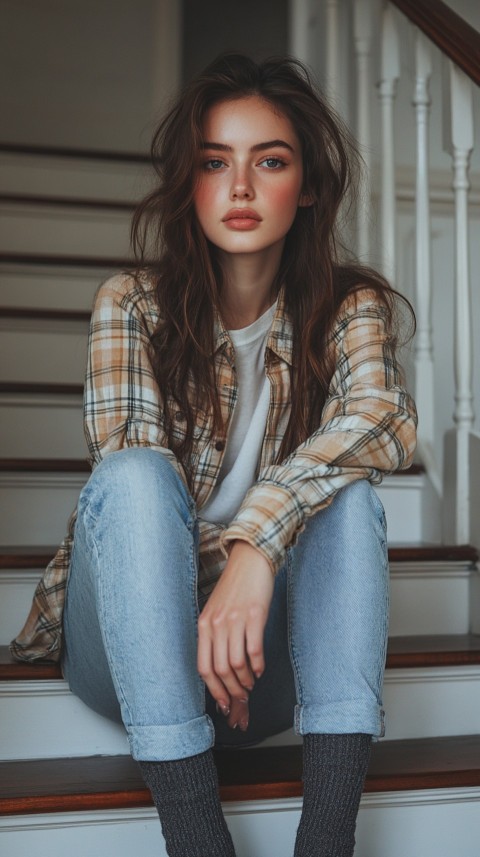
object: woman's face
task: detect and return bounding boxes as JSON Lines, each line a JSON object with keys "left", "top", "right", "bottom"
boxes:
{"left": 193, "top": 96, "right": 310, "bottom": 259}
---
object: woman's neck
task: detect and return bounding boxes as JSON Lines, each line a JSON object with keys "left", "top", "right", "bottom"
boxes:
{"left": 217, "top": 246, "right": 282, "bottom": 330}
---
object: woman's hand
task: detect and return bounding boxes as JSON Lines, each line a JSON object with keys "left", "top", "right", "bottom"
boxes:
{"left": 197, "top": 540, "right": 274, "bottom": 730}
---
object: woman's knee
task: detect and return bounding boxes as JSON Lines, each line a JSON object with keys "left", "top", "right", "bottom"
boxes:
{"left": 324, "top": 479, "right": 386, "bottom": 536}
{"left": 89, "top": 447, "right": 178, "bottom": 489}
{"left": 295, "top": 481, "right": 387, "bottom": 565}
{"left": 79, "top": 448, "right": 190, "bottom": 514}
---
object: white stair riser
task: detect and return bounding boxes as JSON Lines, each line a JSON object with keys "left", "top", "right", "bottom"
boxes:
{"left": 0, "top": 476, "right": 85, "bottom": 545}
{"left": 0, "top": 204, "right": 131, "bottom": 257}
{"left": 2, "top": 667, "right": 479, "bottom": 760}
{"left": 0, "top": 267, "right": 102, "bottom": 312}
{"left": 0, "top": 402, "right": 86, "bottom": 458}
{"left": 1, "top": 790, "right": 480, "bottom": 857}
{"left": 389, "top": 563, "right": 471, "bottom": 635}
{"left": 1, "top": 564, "right": 473, "bottom": 646}
{"left": 1, "top": 328, "right": 88, "bottom": 384}
{"left": 0, "top": 474, "right": 424, "bottom": 546}
{"left": 0, "top": 152, "right": 154, "bottom": 201}
{"left": 377, "top": 476, "right": 424, "bottom": 542}
{"left": 1, "top": 572, "right": 40, "bottom": 645}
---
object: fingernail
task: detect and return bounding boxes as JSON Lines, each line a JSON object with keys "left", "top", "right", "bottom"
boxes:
{"left": 254, "top": 670, "right": 262, "bottom": 679}
{"left": 239, "top": 718, "right": 249, "bottom": 732}
{"left": 244, "top": 684, "right": 254, "bottom": 692}
{"left": 216, "top": 702, "right": 230, "bottom": 716}
{"left": 239, "top": 696, "right": 249, "bottom": 704}
{"left": 231, "top": 722, "right": 238, "bottom": 730}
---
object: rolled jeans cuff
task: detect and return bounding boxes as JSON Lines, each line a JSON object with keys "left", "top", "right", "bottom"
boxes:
{"left": 127, "top": 713, "right": 216, "bottom": 761}
{"left": 294, "top": 700, "right": 385, "bottom": 740}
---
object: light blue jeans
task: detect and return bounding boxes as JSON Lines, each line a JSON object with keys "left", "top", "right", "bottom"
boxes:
{"left": 62, "top": 448, "right": 388, "bottom": 761}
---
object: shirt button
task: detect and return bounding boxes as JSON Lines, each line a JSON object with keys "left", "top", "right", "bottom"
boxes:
{"left": 174, "top": 411, "right": 185, "bottom": 421}
{"left": 215, "top": 440, "right": 225, "bottom": 452}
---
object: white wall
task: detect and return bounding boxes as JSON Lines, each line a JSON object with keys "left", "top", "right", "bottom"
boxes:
{"left": 0, "top": 0, "right": 181, "bottom": 153}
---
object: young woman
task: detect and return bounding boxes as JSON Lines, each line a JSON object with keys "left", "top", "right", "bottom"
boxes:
{"left": 11, "top": 53, "right": 417, "bottom": 857}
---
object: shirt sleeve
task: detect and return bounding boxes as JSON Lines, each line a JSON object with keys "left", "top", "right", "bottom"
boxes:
{"left": 84, "top": 273, "right": 186, "bottom": 482}
{"left": 221, "top": 289, "right": 418, "bottom": 573}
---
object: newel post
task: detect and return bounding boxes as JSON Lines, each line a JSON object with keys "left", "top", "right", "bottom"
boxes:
{"left": 442, "top": 61, "right": 475, "bottom": 544}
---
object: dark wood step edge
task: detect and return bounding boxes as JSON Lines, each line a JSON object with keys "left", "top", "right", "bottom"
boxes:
{"left": 0, "top": 458, "right": 89, "bottom": 473}
{"left": 1, "top": 543, "right": 477, "bottom": 569}
{"left": 2, "top": 736, "right": 480, "bottom": 815}
{"left": 0, "top": 142, "right": 151, "bottom": 164}
{"left": 0, "top": 252, "right": 135, "bottom": 269}
{"left": 3, "top": 636, "right": 480, "bottom": 681}
{"left": 0, "top": 382, "right": 83, "bottom": 396}
{"left": 0, "top": 308, "right": 90, "bottom": 323}
{"left": 0, "top": 459, "right": 430, "bottom": 479}
{"left": 0, "top": 193, "right": 136, "bottom": 213}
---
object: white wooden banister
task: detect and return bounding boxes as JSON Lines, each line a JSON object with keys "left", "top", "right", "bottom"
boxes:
{"left": 378, "top": 4, "right": 400, "bottom": 283}
{"left": 444, "top": 61, "right": 475, "bottom": 436}
{"left": 353, "top": 0, "right": 374, "bottom": 261}
{"left": 442, "top": 60, "right": 475, "bottom": 544}
{"left": 325, "top": 0, "right": 340, "bottom": 107}
{"left": 412, "top": 30, "right": 435, "bottom": 463}
{"left": 291, "top": 0, "right": 479, "bottom": 546}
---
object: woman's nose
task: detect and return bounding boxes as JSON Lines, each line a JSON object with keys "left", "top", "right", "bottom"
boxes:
{"left": 230, "top": 169, "right": 254, "bottom": 200}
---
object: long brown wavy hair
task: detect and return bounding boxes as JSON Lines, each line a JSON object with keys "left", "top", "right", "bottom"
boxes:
{"left": 131, "top": 52, "right": 414, "bottom": 472}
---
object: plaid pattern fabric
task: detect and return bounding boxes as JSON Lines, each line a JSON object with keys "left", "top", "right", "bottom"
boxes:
{"left": 10, "top": 273, "right": 417, "bottom": 663}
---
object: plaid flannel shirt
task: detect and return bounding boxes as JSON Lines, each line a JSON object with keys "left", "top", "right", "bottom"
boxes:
{"left": 10, "top": 272, "right": 417, "bottom": 663}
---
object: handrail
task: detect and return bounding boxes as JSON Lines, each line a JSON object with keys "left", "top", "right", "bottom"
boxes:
{"left": 390, "top": 0, "right": 480, "bottom": 86}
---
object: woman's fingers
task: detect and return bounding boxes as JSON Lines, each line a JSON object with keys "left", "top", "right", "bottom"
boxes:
{"left": 228, "top": 620, "right": 255, "bottom": 691}
{"left": 198, "top": 612, "right": 253, "bottom": 705}
{"left": 212, "top": 620, "right": 250, "bottom": 700}
{"left": 245, "top": 613, "right": 266, "bottom": 679}
{"left": 197, "top": 622, "right": 231, "bottom": 713}
{"left": 197, "top": 540, "right": 275, "bottom": 715}
{"left": 227, "top": 697, "right": 249, "bottom": 731}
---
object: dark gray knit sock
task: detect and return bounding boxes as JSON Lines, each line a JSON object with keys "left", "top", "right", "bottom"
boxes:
{"left": 294, "top": 733, "right": 372, "bottom": 857}
{"left": 139, "top": 750, "right": 236, "bottom": 857}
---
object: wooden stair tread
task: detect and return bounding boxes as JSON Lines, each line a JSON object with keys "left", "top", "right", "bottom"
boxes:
{"left": 0, "top": 458, "right": 89, "bottom": 473}
{"left": 3, "top": 635, "right": 480, "bottom": 681}
{"left": 0, "top": 251, "right": 134, "bottom": 269}
{"left": 388, "top": 543, "right": 479, "bottom": 562}
{"left": 0, "top": 459, "right": 428, "bottom": 479}
{"left": 2, "top": 735, "right": 480, "bottom": 815}
{"left": 0, "top": 382, "right": 84, "bottom": 396}
{"left": 1, "top": 542, "right": 477, "bottom": 569}
{"left": 387, "top": 633, "right": 480, "bottom": 666}
{"left": 0, "top": 141, "right": 151, "bottom": 163}
{"left": 0, "top": 192, "right": 136, "bottom": 212}
{"left": 0, "top": 307, "right": 90, "bottom": 322}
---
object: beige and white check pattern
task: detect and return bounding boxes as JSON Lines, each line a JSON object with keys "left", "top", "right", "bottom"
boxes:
{"left": 10, "top": 273, "right": 417, "bottom": 663}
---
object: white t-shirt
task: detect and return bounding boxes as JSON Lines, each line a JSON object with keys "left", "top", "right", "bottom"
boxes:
{"left": 201, "top": 302, "right": 277, "bottom": 525}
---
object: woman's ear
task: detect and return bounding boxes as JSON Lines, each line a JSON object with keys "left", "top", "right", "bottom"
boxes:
{"left": 298, "top": 191, "right": 314, "bottom": 207}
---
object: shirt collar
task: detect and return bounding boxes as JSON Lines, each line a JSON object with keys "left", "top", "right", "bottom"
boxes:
{"left": 212, "top": 286, "right": 294, "bottom": 366}
{"left": 144, "top": 270, "right": 295, "bottom": 364}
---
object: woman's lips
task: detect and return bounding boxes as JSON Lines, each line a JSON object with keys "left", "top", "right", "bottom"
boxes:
{"left": 222, "top": 209, "right": 262, "bottom": 230}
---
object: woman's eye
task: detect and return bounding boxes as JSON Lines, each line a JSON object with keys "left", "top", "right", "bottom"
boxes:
{"left": 259, "top": 157, "right": 285, "bottom": 169}
{"left": 204, "top": 159, "right": 225, "bottom": 171}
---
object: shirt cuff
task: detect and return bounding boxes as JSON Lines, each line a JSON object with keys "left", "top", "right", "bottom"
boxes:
{"left": 221, "top": 481, "right": 307, "bottom": 574}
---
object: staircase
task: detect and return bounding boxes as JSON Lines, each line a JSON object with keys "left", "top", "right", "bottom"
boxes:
{"left": 2, "top": 3, "right": 480, "bottom": 853}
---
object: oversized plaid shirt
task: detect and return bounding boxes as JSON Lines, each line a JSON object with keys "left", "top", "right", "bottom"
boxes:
{"left": 11, "top": 272, "right": 417, "bottom": 663}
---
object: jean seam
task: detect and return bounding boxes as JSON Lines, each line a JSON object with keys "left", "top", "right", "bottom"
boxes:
{"left": 286, "top": 549, "right": 303, "bottom": 713}
{"left": 83, "top": 494, "right": 135, "bottom": 724}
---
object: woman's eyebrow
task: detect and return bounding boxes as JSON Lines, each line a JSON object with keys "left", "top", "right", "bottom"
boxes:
{"left": 200, "top": 139, "right": 295, "bottom": 153}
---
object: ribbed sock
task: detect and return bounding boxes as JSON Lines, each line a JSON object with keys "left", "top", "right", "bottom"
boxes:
{"left": 294, "top": 732, "right": 372, "bottom": 857}
{"left": 139, "top": 750, "right": 236, "bottom": 857}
